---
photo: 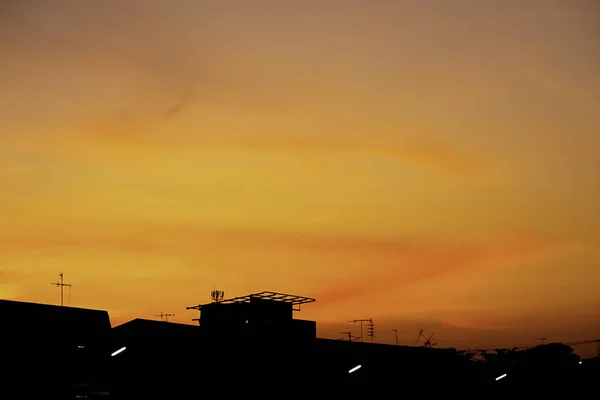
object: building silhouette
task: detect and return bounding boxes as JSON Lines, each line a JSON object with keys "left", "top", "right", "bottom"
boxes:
{"left": 2, "top": 293, "right": 599, "bottom": 398}
{"left": 1, "top": 299, "right": 111, "bottom": 398}
{"left": 187, "top": 291, "right": 317, "bottom": 342}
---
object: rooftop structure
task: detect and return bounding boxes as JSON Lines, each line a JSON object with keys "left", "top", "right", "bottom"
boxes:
{"left": 186, "top": 290, "right": 316, "bottom": 341}
{"left": 187, "top": 291, "right": 315, "bottom": 311}
{"left": 2, "top": 299, "right": 112, "bottom": 397}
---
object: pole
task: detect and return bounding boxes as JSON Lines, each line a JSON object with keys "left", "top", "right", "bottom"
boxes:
{"left": 348, "top": 319, "right": 371, "bottom": 342}
{"left": 51, "top": 272, "right": 72, "bottom": 307}
{"left": 359, "top": 321, "right": 363, "bottom": 342}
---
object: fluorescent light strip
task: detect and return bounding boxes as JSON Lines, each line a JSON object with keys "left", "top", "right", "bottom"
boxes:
{"left": 349, "top": 365, "right": 362, "bottom": 374}
{"left": 111, "top": 347, "right": 126, "bottom": 357}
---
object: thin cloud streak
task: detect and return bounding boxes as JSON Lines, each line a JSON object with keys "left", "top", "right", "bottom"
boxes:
{"left": 6, "top": 126, "right": 491, "bottom": 179}
{"left": 0, "top": 224, "right": 585, "bottom": 300}
{"left": 311, "top": 231, "right": 585, "bottom": 308}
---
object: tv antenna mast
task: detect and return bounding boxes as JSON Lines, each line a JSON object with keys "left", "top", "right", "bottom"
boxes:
{"left": 348, "top": 318, "right": 372, "bottom": 342}
{"left": 340, "top": 331, "right": 359, "bottom": 342}
{"left": 533, "top": 337, "right": 547, "bottom": 345}
{"left": 155, "top": 312, "right": 175, "bottom": 322}
{"left": 50, "top": 271, "right": 72, "bottom": 307}
{"left": 417, "top": 329, "right": 436, "bottom": 348}
{"left": 393, "top": 329, "right": 399, "bottom": 346}
{"left": 211, "top": 288, "right": 225, "bottom": 303}
{"left": 367, "top": 319, "right": 374, "bottom": 343}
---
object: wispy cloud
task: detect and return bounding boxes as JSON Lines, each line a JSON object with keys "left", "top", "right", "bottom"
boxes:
{"left": 11, "top": 123, "right": 491, "bottom": 180}
{"left": 310, "top": 230, "right": 584, "bottom": 308}
{"left": 0, "top": 223, "right": 583, "bottom": 295}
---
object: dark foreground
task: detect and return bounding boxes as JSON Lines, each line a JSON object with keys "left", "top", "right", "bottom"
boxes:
{"left": 5, "top": 335, "right": 599, "bottom": 399}
{"left": 3, "top": 299, "right": 597, "bottom": 399}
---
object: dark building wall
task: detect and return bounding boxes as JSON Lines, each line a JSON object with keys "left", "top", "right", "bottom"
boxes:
{"left": 242, "top": 318, "right": 316, "bottom": 342}
{"left": 199, "top": 300, "right": 294, "bottom": 329}
{"left": 248, "top": 297, "right": 293, "bottom": 321}
{"left": 199, "top": 303, "right": 248, "bottom": 336}
{"left": 1, "top": 300, "right": 112, "bottom": 397}
{"left": 199, "top": 302, "right": 313, "bottom": 342}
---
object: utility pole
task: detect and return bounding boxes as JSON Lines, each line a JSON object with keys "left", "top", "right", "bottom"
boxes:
{"left": 393, "top": 329, "right": 399, "bottom": 346}
{"left": 50, "top": 272, "right": 72, "bottom": 307}
{"left": 348, "top": 319, "right": 371, "bottom": 342}
{"left": 155, "top": 312, "right": 175, "bottom": 322}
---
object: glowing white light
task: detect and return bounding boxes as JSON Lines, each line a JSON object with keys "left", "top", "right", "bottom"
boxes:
{"left": 349, "top": 365, "right": 362, "bottom": 374}
{"left": 579, "top": 361, "right": 582, "bottom": 365}
{"left": 495, "top": 374, "right": 507, "bottom": 381}
{"left": 111, "top": 347, "right": 126, "bottom": 357}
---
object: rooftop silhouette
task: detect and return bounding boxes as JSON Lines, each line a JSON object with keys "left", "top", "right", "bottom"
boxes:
{"left": 2, "top": 293, "right": 599, "bottom": 398}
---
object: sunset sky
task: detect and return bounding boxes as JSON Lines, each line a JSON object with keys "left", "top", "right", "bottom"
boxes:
{"left": 1, "top": 0, "right": 599, "bottom": 355}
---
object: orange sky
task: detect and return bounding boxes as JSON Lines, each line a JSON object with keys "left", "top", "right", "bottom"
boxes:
{"left": 1, "top": 0, "right": 599, "bottom": 355}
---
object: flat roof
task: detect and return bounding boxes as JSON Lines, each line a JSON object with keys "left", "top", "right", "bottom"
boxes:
{"left": 187, "top": 291, "right": 316, "bottom": 311}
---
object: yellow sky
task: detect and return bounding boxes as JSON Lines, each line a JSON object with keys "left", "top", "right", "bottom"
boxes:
{"left": 1, "top": 0, "right": 599, "bottom": 353}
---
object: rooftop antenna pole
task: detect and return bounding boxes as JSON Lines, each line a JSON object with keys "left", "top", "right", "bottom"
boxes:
{"left": 533, "top": 337, "right": 547, "bottom": 346}
{"left": 417, "top": 329, "right": 435, "bottom": 348}
{"left": 211, "top": 288, "right": 225, "bottom": 303}
{"left": 367, "top": 318, "right": 374, "bottom": 343}
{"left": 155, "top": 312, "right": 175, "bottom": 322}
{"left": 340, "top": 331, "right": 359, "bottom": 342}
{"left": 50, "top": 271, "right": 72, "bottom": 307}
{"left": 393, "top": 329, "right": 399, "bottom": 346}
{"left": 348, "top": 319, "right": 371, "bottom": 342}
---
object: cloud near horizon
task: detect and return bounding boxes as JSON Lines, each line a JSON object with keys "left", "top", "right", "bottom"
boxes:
{"left": 1, "top": 223, "right": 589, "bottom": 316}
{"left": 309, "top": 230, "right": 584, "bottom": 308}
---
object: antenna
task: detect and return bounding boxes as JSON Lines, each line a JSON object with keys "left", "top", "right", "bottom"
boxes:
{"left": 348, "top": 318, "right": 372, "bottom": 342}
{"left": 367, "top": 318, "right": 374, "bottom": 343}
{"left": 50, "top": 272, "right": 72, "bottom": 307}
{"left": 392, "top": 329, "right": 399, "bottom": 346}
{"left": 211, "top": 288, "right": 225, "bottom": 303}
{"left": 155, "top": 312, "right": 175, "bottom": 322}
{"left": 533, "top": 337, "right": 547, "bottom": 345}
{"left": 340, "top": 331, "right": 359, "bottom": 342}
{"left": 417, "top": 329, "right": 436, "bottom": 348}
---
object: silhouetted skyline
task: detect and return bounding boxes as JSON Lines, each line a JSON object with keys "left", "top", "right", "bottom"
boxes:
{"left": 1, "top": 0, "right": 599, "bottom": 356}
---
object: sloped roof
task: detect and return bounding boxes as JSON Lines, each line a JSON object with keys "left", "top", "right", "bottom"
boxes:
{"left": 112, "top": 318, "right": 201, "bottom": 338}
{"left": 0, "top": 299, "right": 111, "bottom": 337}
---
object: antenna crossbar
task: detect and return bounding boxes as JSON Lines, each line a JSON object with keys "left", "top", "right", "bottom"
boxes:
{"left": 50, "top": 272, "right": 72, "bottom": 307}
{"left": 155, "top": 312, "right": 175, "bottom": 322}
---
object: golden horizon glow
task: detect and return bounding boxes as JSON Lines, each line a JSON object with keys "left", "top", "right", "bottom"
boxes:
{"left": 1, "top": 0, "right": 599, "bottom": 356}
